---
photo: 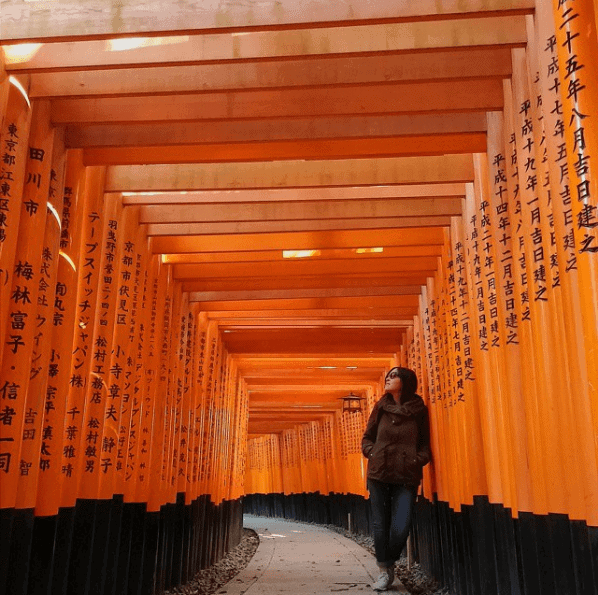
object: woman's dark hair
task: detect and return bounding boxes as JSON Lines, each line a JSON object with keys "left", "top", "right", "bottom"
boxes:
{"left": 385, "top": 367, "right": 418, "bottom": 399}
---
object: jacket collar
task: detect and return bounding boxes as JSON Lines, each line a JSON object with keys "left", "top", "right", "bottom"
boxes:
{"left": 380, "top": 392, "right": 426, "bottom": 417}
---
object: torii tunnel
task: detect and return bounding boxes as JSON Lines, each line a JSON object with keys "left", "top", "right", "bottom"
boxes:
{"left": 1, "top": 2, "right": 598, "bottom": 594}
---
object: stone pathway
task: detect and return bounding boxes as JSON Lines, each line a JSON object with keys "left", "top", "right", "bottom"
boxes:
{"left": 220, "top": 515, "right": 408, "bottom": 595}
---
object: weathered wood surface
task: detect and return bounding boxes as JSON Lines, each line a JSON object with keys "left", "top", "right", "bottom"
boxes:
{"left": 1, "top": 0, "right": 534, "bottom": 42}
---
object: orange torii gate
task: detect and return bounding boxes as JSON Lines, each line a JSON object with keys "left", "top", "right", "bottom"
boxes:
{"left": 1, "top": 2, "right": 598, "bottom": 595}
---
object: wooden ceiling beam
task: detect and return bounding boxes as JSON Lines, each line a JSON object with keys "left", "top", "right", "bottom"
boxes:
{"left": 83, "top": 133, "right": 486, "bottom": 165}
{"left": 180, "top": 275, "right": 433, "bottom": 293}
{"left": 150, "top": 227, "right": 445, "bottom": 253}
{"left": 221, "top": 320, "right": 413, "bottom": 329}
{"left": 4, "top": 16, "right": 526, "bottom": 69}
{"left": 244, "top": 375, "right": 382, "bottom": 384}
{"left": 30, "top": 48, "right": 512, "bottom": 99}
{"left": 189, "top": 295, "right": 419, "bottom": 310}
{"left": 124, "top": 184, "right": 465, "bottom": 205}
{"left": 229, "top": 336, "right": 402, "bottom": 352}
{"left": 140, "top": 197, "right": 462, "bottom": 224}
{"left": 188, "top": 286, "right": 422, "bottom": 303}
{"left": 207, "top": 308, "right": 418, "bottom": 319}
{"left": 176, "top": 257, "right": 439, "bottom": 279}
{"left": 105, "top": 155, "right": 474, "bottom": 192}
{"left": 67, "top": 113, "right": 486, "bottom": 148}
{"left": 247, "top": 384, "right": 380, "bottom": 394}
{"left": 146, "top": 216, "right": 452, "bottom": 236}
{"left": 165, "top": 245, "right": 442, "bottom": 264}
{"left": 0, "top": 0, "right": 534, "bottom": 43}
{"left": 234, "top": 355, "right": 392, "bottom": 365}
{"left": 51, "top": 80, "right": 503, "bottom": 124}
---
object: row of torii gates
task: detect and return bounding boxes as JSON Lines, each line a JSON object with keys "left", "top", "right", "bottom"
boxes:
{"left": 0, "top": 2, "right": 597, "bottom": 595}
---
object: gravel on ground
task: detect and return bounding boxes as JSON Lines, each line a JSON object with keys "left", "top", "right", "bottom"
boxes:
{"left": 165, "top": 521, "right": 449, "bottom": 595}
{"left": 164, "top": 528, "right": 259, "bottom": 595}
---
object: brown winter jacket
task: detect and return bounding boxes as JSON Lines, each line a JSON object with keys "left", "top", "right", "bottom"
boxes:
{"left": 361, "top": 392, "right": 431, "bottom": 487}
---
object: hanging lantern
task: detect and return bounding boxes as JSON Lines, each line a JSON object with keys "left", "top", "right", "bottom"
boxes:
{"left": 339, "top": 392, "right": 364, "bottom": 414}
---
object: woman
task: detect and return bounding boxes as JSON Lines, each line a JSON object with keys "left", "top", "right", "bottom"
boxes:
{"left": 361, "top": 366, "right": 431, "bottom": 591}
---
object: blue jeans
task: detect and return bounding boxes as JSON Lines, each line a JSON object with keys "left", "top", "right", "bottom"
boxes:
{"left": 367, "top": 478, "right": 416, "bottom": 568}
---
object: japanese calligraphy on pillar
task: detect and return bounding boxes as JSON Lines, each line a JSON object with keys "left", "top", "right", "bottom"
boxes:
{"left": 77, "top": 196, "right": 122, "bottom": 499}
{"left": 122, "top": 227, "right": 148, "bottom": 493}
{"left": 147, "top": 263, "right": 173, "bottom": 511}
{"left": 0, "top": 83, "right": 32, "bottom": 365}
{"left": 517, "top": 86, "right": 551, "bottom": 305}
{"left": 503, "top": 81, "right": 533, "bottom": 326}
{"left": 158, "top": 288, "right": 173, "bottom": 490}
{"left": 451, "top": 220, "right": 474, "bottom": 402}
{"left": 553, "top": 0, "right": 598, "bottom": 256}
{"left": 536, "top": 11, "right": 578, "bottom": 274}
{"left": 34, "top": 152, "right": 86, "bottom": 516}
{"left": 0, "top": 100, "right": 53, "bottom": 509}
{"left": 97, "top": 205, "right": 138, "bottom": 499}
{"left": 134, "top": 252, "right": 160, "bottom": 502}
{"left": 488, "top": 130, "right": 520, "bottom": 346}
{"left": 16, "top": 133, "right": 66, "bottom": 510}
{"left": 466, "top": 191, "right": 491, "bottom": 354}
{"left": 59, "top": 168, "right": 105, "bottom": 507}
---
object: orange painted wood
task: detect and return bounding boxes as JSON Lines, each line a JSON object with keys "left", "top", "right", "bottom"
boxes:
{"left": 76, "top": 194, "right": 124, "bottom": 501}
{"left": 148, "top": 217, "right": 452, "bottom": 236}
{"left": 0, "top": 81, "right": 33, "bottom": 366}
{"left": 16, "top": 129, "right": 66, "bottom": 511}
{"left": 150, "top": 227, "right": 445, "bottom": 253}
{"left": 0, "top": 100, "right": 54, "bottom": 510}
{"left": 58, "top": 166, "right": 106, "bottom": 509}
{"left": 34, "top": 150, "right": 88, "bottom": 517}
{"left": 484, "top": 113, "right": 533, "bottom": 513}
{"left": 4, "top": 15, "right": 527, "bottom": 67}
{"left": 1, "top": 0, "right": 534, "bottom": 43}
{"left": 534, "top": 2, "right": 598, "bottom": 525}
{"left": 122, "top": 225, "right": 155, "bottom": 503}
{"left": 105, "top": 154, "right": 475, "bottom": 192}
{"left": 147, "top": 264, "right": 175, "bottom": 511}
{"left": 52, "top": 80, "right": 504, "bottom": 124}
{"left": 180, "top": 276, "right": 433, "bottom": 293}
{"left": 503, "top": 73, "right": 550, "bottom": 515}
{"left": 125, "top": 184, "right": 465, "bottom": 205}
{"left": 96, "top": 205, "right": 140, "bottom": 500}
{"left": 140, "top": 197, "right": 462, "bottom": 224}
{"left": 166, "top": 245, "right": 442, "bottom": 264}
{"left": 32, "top": 48, "right": 512, "bottom": 99}
{"left": 67, "top": 114, "right": 486, "bottom": 148}
{"left": 177, "top": 256, "right": 440, "bottom": 279}
{"left": 551, "top": 0, "right": 598, "bottom": 521}
{"left": 83, "top": 133, "right": 486, "bottom": 166}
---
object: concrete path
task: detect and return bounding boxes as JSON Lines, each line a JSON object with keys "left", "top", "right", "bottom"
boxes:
{"left": 221, "top": 515, "right": 408, "bottom": 595}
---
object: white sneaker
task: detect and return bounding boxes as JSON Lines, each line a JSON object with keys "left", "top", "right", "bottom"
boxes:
{"left": 371, "top": 567, "right": 395, "bottom": 591}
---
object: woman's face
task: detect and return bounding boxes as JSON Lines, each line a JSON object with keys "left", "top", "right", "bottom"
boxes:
{"left": 384, "top": 369, "right": 402, "bottom": 394}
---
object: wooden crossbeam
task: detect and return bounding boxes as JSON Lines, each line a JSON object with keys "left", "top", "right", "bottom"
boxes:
{"left": 146, "top": 216, "right": 452, "bottom": 236}
{"left": 52, "top": 80, "right": 503, "bottom": 124}
{"left": 83, "top": 133, "right": 486, "bottom": 165}
{"left": 30, "top": 48, "right": 512, "bottom": 99}
{"left": 126, "top": 184, "right": 465, "bottom": 205}
{"left": 3, "top": 16, "right": 526, "bottom": 67}
{"left": 177, "top": 257, "right": 439, "bottom": 279}
{"left": 150, "top": 227, "right": 445, "bottom": 253}
{"left": 106, "top": 155, "right": 474, "bottom": 191}
{"left": 139, "top": 197, "right": 462, "bottom": 224}
{"left": 0, "top": 0, "right": 534, "bottom": 42}
{"left": 67, "top": 114, "right": 487, "bottom": 148}
{"left": 189, "top": 295, "right": 420, "bottom": 310}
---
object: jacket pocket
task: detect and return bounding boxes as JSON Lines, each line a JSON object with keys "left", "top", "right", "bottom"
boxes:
{"left": 367, "top": 444, "right": 384, "bottom": 476}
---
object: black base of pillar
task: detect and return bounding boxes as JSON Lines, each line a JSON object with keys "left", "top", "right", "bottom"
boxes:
{"left": 0, "top": 494, "right": 243, "bottom": 595}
